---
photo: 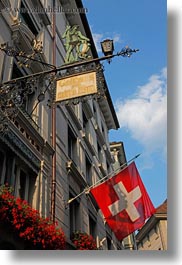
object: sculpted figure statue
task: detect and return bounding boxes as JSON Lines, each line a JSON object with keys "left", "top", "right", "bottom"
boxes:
{"left": 62, "top": 25, "right": 91, "bottom": 64}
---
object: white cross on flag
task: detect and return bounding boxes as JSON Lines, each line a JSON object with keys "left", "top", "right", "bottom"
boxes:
{"left": 90, "top": 162, "right": 156, "bottom": 241}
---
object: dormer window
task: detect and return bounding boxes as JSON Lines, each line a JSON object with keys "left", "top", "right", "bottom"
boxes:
{"left": 20, "top": 1, "right": 39, "bottom": 36}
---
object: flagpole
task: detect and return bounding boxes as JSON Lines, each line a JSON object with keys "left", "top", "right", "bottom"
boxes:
{"left": 66, "top": 153, "right": 141, "bottom": 205}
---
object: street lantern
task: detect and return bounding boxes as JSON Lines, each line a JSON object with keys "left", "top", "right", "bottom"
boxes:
{"left": 100, "top": 39, "right": 114, "bottom": 56}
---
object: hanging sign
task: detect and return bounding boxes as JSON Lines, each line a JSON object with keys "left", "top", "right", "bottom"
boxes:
{"left": 55, "top": 71, "right": 97, "bottom": 102}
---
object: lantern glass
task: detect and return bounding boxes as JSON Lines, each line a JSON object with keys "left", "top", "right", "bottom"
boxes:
{"left": 100, "top": 39, "right": 114, "bottom": 56}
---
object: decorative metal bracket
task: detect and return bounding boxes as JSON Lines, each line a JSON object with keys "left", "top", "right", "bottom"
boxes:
{"left": 0, "top": 40, "right": 55, "bottom": 69}
{"left": 0, "top": 72, "right": 56, "bottom": 132}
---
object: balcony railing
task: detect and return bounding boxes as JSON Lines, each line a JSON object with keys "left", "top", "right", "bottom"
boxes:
{"left": 19, "top": 107, "right": 40, "bottom": 132}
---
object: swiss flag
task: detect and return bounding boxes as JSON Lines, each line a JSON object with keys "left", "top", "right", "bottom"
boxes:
{"left": 90, "top": 162, "right": 156, "bottom": 241}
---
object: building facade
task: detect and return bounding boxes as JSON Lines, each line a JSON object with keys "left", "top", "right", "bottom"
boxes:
{"left": 136, "top": 199, "right": 167, "bottom": 250}
{"left": 0, "top": 0, "right": 123, "bottom": 249}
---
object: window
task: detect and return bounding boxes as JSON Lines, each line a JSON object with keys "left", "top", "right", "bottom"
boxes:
{"left": 11, "top": 62, "right": 36, "bottom": 114}
{"left": 101, "top": 123, "right": 105, "bottom": 135}
{"left": 86, "top": 156, "right": 92, "bottom": 185}
{"left": 69, "top": 193, "right": 80, "bottom": 237}
{"left": 0, "top": 150, "right": 17, "bottom": 186}
{"left": 93, "top": 103, "right": 97, "bottom": 121}
{"left": 0, "top": 149, "right": 36, "bottom": 205}
{"left": 97, "top": 142, "right": 102, "bottom": 162}
{"left": 20, "top": 2, "right": 39, "bottom": 36}
{"left": 0, "top": 151, "right": 5, "bottom": 184}
{"left": 11, "top": 62, "right": 23, "bottom": 79}
{"left": 82, "top": 111, "right": 88, "bottom": 130}
{"left": 11, "top": 63, "right": 27, "bottom": 110}
{"left": 15, "top": 166, "right": 36, "bottom": 204}
{"left": 89, "top": 215, "right": 96, "bottom": 239}
{"left": 82, "top": 110, "right": 90, "bottom": 135}
{"left": 106, "top": 162, "right": 110, "bottom": 174}
{"left": 106, "top": 236, "right": 112, "bottom": 250}
{"left": 19, "top": 170, "right": 27, "bottom": 199}
{"left": 72, "top": 104, "right": 79, "bottom": 117}
{"left": 4, "top": 153, "right": 14, "bottom": 185}
{"left": 82, "top": 110, "right": 92, "bottom": 145}
{"left": 68, "top": 127, "right": 77, "bottom": 164}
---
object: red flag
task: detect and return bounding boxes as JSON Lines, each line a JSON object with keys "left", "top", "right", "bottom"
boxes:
{"left": 90, "top": 162, "right": 156, "bottom": 241}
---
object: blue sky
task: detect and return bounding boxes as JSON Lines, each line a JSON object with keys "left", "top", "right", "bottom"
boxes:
{"left": 82, "top": 0, "right": 167, "bottom": 208}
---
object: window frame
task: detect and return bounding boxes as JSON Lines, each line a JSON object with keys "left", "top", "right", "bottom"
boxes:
{"left": 69, "top": 191, "right": 80, "bottom": 238}
{"left": 68, "top": 126, "right": 77, "bottom": 164}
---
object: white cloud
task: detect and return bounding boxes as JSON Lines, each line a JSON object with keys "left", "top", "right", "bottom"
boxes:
{"left": 92, "top": 33, "right": 103, "bottom": 52}
{"left": 115, "top": 68, "right": 167, "bottom": 161}
{"left": 113, "top": 33, "right": 122, "bottom": 43}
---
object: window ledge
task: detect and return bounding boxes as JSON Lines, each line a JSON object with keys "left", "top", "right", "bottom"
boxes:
{"left": 66, "top": 160, "right": 87, "bottom": 188}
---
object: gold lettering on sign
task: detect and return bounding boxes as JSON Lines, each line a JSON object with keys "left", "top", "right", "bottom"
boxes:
{"left": 56, "top": 72, "right": 97, "bottom": 102}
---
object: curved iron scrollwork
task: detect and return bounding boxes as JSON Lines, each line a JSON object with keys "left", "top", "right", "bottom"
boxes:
{"left": 0, "top": 78, "right": 37, "bottom": 132}
{"left": 0, "top": 71, "right": 56, "bottom": 132}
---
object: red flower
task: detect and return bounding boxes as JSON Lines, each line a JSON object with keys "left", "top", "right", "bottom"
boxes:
{"left": 71, "top": 231, "right": 98, "bottom": 250}
{"left": 0, "top": 184, "right": 66, "bottom": 250}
